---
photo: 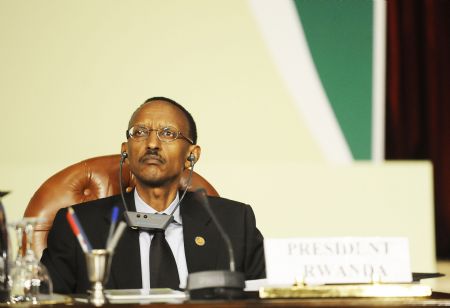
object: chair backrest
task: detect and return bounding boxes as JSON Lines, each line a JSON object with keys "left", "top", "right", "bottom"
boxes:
{"left": 24, "top": 154, "right": 219, "bottom": 258}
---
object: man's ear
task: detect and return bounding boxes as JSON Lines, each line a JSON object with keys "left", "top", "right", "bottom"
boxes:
{"left": 185, "top": 145, "right": 201, "bottom": 169}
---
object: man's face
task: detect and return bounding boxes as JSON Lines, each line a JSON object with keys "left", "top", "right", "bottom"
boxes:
{"left": 124, "top": 100, "right": 195, "bottom": 188}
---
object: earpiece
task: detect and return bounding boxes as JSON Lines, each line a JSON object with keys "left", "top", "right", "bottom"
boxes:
{"left": 187, "top": 153, "right": 196, "bottom": 166}
{"left": 121, "top": 151, "right": 128, "bottom": 159}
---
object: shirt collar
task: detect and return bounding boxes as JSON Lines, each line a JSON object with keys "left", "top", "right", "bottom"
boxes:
{"left": 134, "top": 189, "right": 182, "bottom": 224}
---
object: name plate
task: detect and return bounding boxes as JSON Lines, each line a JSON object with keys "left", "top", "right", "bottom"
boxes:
{"left": 264, "top": 237, "right": 412, "bottom": 285}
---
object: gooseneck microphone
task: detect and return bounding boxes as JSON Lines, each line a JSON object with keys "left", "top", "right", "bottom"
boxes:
{"left": 196, "top": 189, "right": 236, "bottom": 271}
{"left": 186, "top": 188, "right": 245, "bottom": 300}
{"left": 118, "top": 151, "right": 195, "bottom": 231}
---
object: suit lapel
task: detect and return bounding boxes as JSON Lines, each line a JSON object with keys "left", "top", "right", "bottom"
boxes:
{"left": 108, "top": 191, "right": 142, "bottom": 289}
{"left": 181, "top": 193, "right": 221, "bottom": 273}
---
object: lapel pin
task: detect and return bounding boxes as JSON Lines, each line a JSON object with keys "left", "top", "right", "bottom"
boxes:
{"left": 195, "top": 236, "right": 205, "bottom": 246}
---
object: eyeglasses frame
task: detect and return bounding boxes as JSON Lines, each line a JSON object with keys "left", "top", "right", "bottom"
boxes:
{"left": 126, "top": 125, "right": 194, "bottom": 145}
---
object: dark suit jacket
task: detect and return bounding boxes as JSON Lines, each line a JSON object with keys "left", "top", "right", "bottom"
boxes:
{"left": 40, "top": 191, "right": 266, "bottom": 294}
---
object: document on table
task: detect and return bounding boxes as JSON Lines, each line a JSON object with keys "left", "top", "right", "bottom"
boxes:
{"left": 103, "top": 289, "right": 187, "bottom": 304}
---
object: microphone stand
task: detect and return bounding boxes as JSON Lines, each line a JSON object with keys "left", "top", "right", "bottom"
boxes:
{"left": 186, "top": 189, "right": 245, "bottom": 300}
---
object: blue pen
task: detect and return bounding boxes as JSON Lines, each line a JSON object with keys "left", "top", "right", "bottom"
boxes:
{"left": 106, "top": 206, "right": 119, "bottom": 247}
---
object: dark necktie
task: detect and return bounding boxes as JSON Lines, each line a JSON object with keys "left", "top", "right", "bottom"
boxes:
{"left": 149, "top": 229, "right": 180, "bottom": 289}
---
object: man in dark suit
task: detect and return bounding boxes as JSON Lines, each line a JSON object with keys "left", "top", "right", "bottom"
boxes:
{"left": 41, "top": 97, "right": 265, "bottom": 294}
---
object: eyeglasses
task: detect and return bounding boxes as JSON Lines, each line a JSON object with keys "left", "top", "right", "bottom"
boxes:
{"left": 126, "top": 125, "right": 194, "bottom": 144}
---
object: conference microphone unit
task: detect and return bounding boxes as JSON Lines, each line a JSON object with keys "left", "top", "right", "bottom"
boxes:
{"left": 186, "top": 189, "right": 245, "bottom": 300}
{"left": 118, "top": 151, "right": 194, "bottom": 231}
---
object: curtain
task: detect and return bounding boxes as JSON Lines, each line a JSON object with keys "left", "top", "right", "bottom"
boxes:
{"left": 386, "top": 0, "right": 450, "bottom": 258}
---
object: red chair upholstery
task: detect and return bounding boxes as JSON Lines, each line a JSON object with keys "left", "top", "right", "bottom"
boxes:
{"left": 23, "top": 154, "right": 219, "bottom": 258}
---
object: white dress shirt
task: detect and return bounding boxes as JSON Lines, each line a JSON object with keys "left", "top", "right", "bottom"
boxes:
{"left": 134, "top": 190, "right": 188, "bottom": 289}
